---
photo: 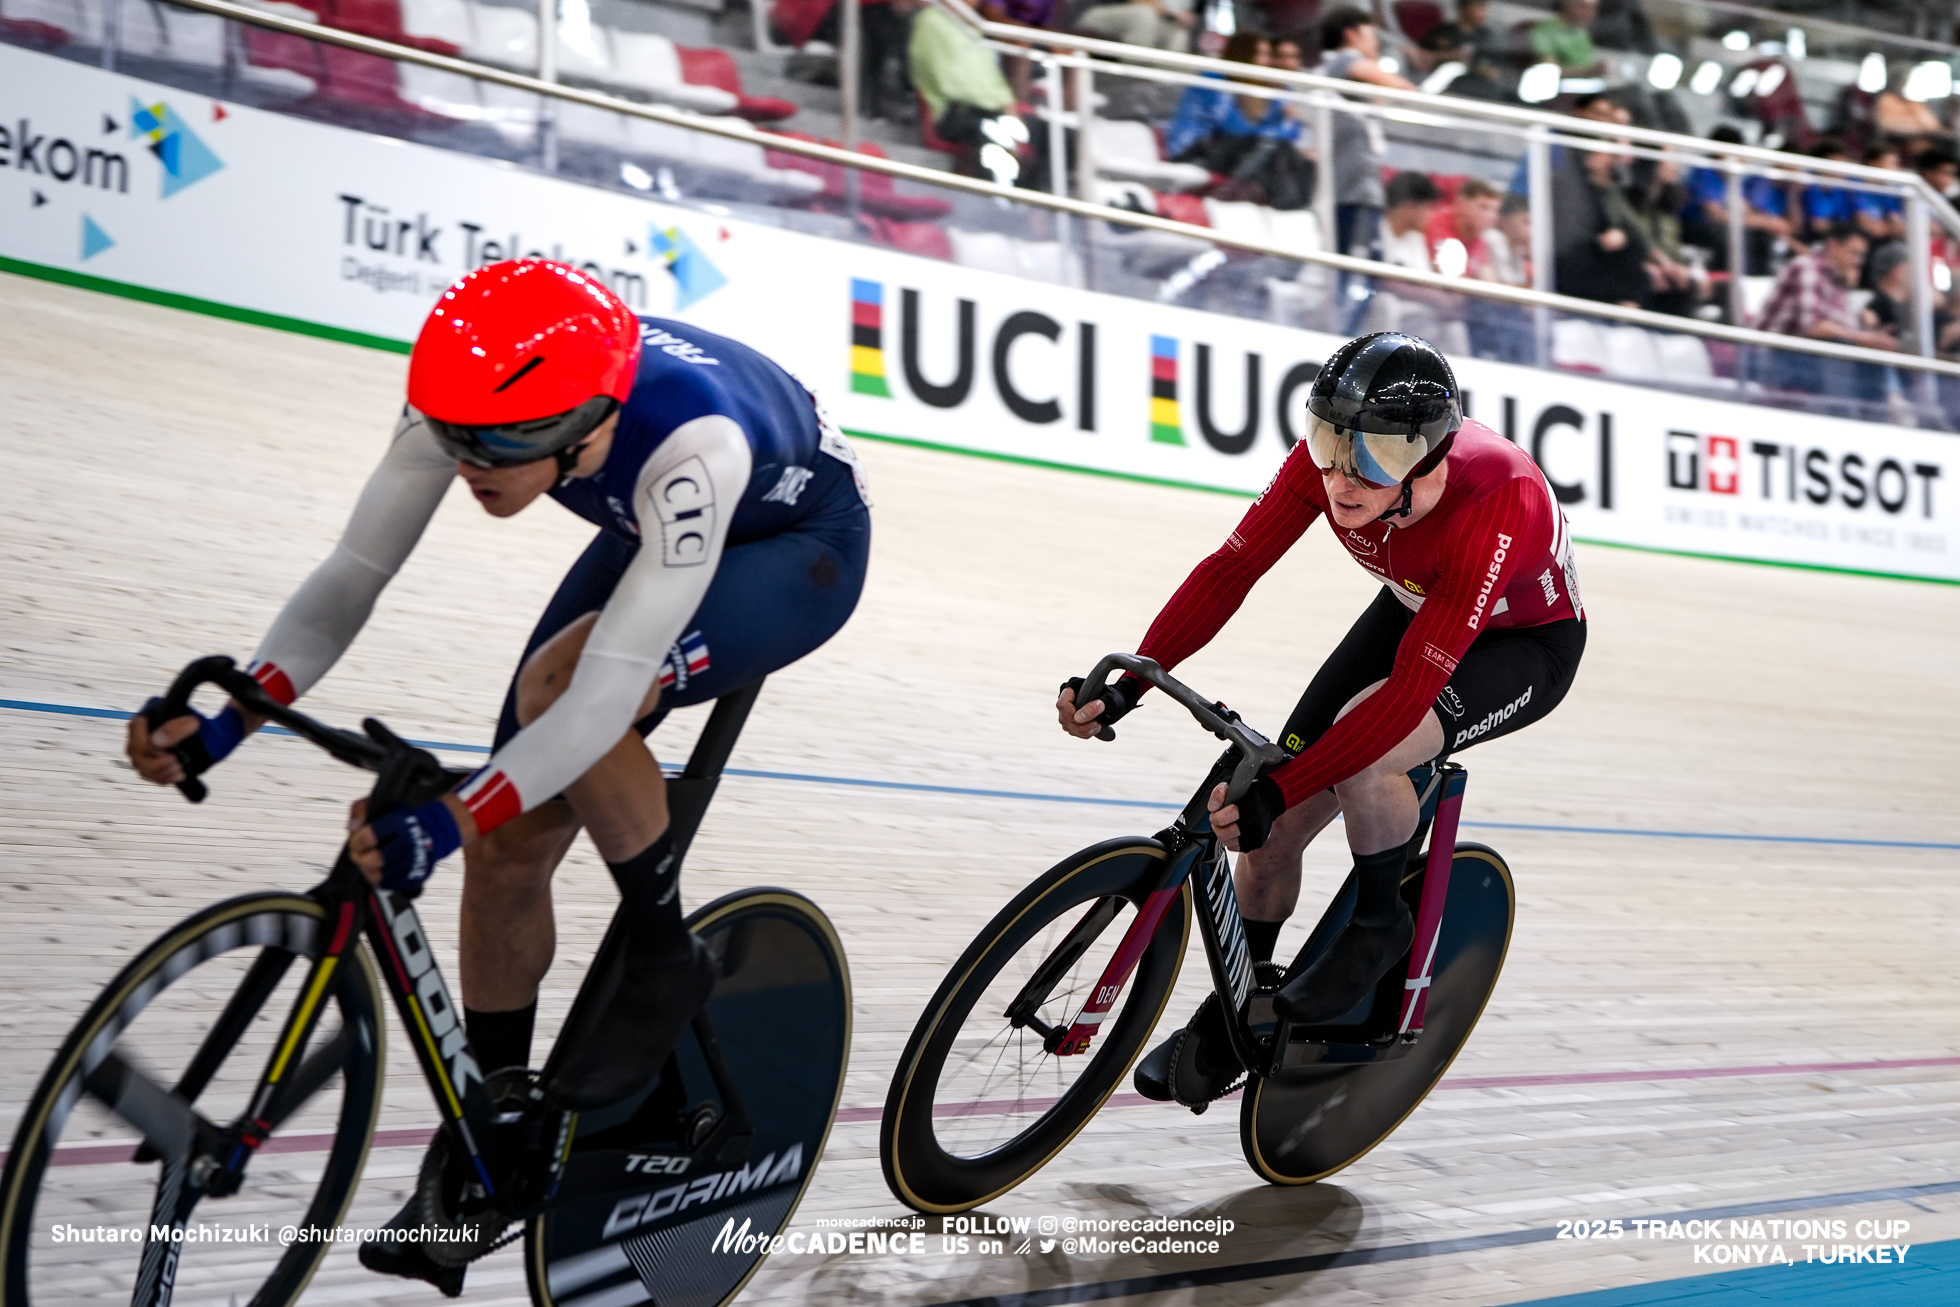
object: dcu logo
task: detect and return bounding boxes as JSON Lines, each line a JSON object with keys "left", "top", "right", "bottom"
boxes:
{"left": 129, "top": 98, "right": 223, "bottom": 197}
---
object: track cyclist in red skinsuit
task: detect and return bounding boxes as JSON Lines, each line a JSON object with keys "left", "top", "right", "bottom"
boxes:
{"left": 1058, "top": 332, "right": 1587, "bottom": 1102}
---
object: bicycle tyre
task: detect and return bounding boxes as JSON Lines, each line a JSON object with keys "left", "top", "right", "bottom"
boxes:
{"left": 881, "top": 838, "right": 1190, "bottom": 1214}
{"left": 525, "top": 888, "right": 849, "bottom": 1307}
{"left": 0, "top": 891, "right": 385, "bottom": 1307}
{"left": 1239, "top": 844, "right": 1514, "bottom": 1185}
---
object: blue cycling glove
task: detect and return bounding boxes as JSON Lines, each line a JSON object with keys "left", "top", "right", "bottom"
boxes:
{"left": 142, "top": 700, "right": 247, "bottom": 778}
{"left": 368, "top": 799, "right": 463, "bottom": 897}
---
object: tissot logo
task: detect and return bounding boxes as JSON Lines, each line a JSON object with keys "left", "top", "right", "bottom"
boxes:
{"left": 1666, "top": 430, "right": 1942, "bottom": 518}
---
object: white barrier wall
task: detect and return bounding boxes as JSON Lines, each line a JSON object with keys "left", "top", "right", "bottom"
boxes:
{"left": 3, "top": 45, "right": 1954, "bottom": 582}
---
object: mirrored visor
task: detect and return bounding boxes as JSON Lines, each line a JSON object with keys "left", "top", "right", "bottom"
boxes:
{"left": 423, "top": 396, "right": 618, "bottom": 469}
{"left": 1305, "top": 413, "right": 1433, "bottom": 490}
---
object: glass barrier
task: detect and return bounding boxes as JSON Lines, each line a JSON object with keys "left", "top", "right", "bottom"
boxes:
{"left": 6, "top": 4, "right": 1958, "bottom": 431}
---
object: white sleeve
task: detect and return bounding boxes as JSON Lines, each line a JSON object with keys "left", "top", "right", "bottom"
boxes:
{"left": 249, "top": 408, "right": 454, "bottom": 700}
{"left": 454, "top": 416, "right": 752, "bottom": 831}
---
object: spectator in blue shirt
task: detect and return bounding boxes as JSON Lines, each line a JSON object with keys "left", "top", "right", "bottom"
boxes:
{"left": 1801, "top": 138, "right": 1857, "bottom": 239}
{"left": 1854, "top": 143, "right": 1907, "bottom": 244}
{"left": 1164, "top": 30, "right": 1299, "bottom": 161}
{"left": 1678, "top": 124, "right": 1797, "bottom": 274}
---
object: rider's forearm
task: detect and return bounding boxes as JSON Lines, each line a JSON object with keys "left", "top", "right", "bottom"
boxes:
{"left": 1136, "top": 446, "right": 1321, "bottom": 683}
{"left": 454, "top": 417, "right": 751, "bottom": 835}
{"left": 251, "top": 410, "right": 453, "bottom": 701}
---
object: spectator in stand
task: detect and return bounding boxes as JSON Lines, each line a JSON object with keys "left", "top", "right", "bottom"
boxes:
{"left": 1485, "top": 192, "right": 1532, "bottom": 286}
{"left": 900, "top": 0, "right": 1034, "bottom": 181}
{"left": 1366, "top": 172, "right": 1471, "bottom": 347}
{"left": 975, "top": 0, "right": 1054, "bottom": 102}
{"left": 1850, "top": 143, "right": 1909, "bottom": 249}
{"left": 1164, "top": 31, "right": 1316, "bottom": 209}
{"left": 1506, "top": 92, "right": 1620, "bottom": 198}
{"left": 1381, "top": 170, "right": 1443, "bottom": 270}
{"left": 1554, "top": 137, "right": 1652, "bottom": 306}
{"left": 1530, "top": 0, "right": 1605, "bottom": 78}
{"left": 1469, "top": 190, "right": 1535, "bottom": 361}
{"left": 1863, "top": 239, "right": 1934, "bottom": 355}
{"left": 784, "top": 0, "right": 910, "bottom": 119}
{"left": 1801, "top": 138, "right": 1858, "bottom": 240}
{"left": 1415, "top": 0, "right": 1502, "bottom": 95}
{"left": 1875, "top": 67, "right": 1955, "bottom": 152}
{"left": 1618, "top": 113, "right": 1699, "bottom": 314}
{"left": 1270, "top": 37, "right": 1303, "bottom": 74}
{"left": 1917, "top": 145, "right": 1960, "bottom": 201}
{"left": 1679, "top": 124, "right": 1799, "bottom": 275}
{"left": 1754, "top": 222, "right": 1896, "bottom": 403}
{"left": 1076, "top": 0, "right": 1193, "bottom": 53}
{"left": 1427, "top": 177, "right": 1501, "bottom": 280}
{"left": 1319, "top": 7, "right": 1417, "bottom": 330}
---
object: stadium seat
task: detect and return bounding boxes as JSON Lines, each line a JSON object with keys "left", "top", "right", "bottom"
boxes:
{"left": 120, "top": 2, "right": 227, "bottom": 70}
{"left": 1265, "top": 207, "right": 1322, "bottom": 257}
{"left": 1653, "top": 332, "right": 1724, "bottom": 386}
{"left": 0, "top": 0, "right": 72, "bottom": 48}
{"left": 675, "top": 45, "right": 796, "bottom": 122}
{"left": 1089, "top": 118, "right": 1209, "bottom": 192}
{"left": 764, "top": 133, "right": 953, "bottom": 219}
{"left": 460, "top": 2, "right": 538, "bottom": 71}
{"left": 611, "top": 32, "right": 742, "bottom": 115}
{"left": 399, "top": 0, "right": 471, "bottom": 48}
{"left": 1601, "top": 325, "right": 1662, "bottom": 381}
{"left": 1550, "top": 318, "right": 1609, "bottom": 373}
{"left": 1202, "top": 198, "right": 1272, "bottom": 245}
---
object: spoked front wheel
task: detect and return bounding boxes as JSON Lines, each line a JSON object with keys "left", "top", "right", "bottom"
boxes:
{"left": 1240, "top": 844, "right": 1514, "bottom": 1184}
{"left": 881, "top": 839, "right": 1190, "bottom": 1214}
{"left": 0, "top": 891, "right": 385, "bottom": 1307}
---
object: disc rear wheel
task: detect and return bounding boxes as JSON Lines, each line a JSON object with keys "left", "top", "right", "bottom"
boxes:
{"left": 1241, "top": 845, "right": 1513, "bottom": 1184}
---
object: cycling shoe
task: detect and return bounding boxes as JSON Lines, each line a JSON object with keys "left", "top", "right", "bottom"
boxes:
{"left": 357, "top": 1191, "right": 466, "bottom": 1298}
{"left": 1273, "top": 910, "right": 1414, "bottom": 1026}
{"left": 547, "top": 933, "right": 715, "bottom": 1110}
{"left": 1132, "top": 991, "right": 1243, "bottom": 1109}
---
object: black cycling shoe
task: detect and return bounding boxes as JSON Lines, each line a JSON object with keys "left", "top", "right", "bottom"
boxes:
{"left": 547, "top": 933, "right": 716, "bottom": 1110}
{"left": 1273, "top": 909, "right": 1415, "bottom": 1026}
{"left": 1132, "top": 991, "right": 1244, "bottom": 1108}
{"left": 357, "top": 1195, "right": 466, "bottom": 1298}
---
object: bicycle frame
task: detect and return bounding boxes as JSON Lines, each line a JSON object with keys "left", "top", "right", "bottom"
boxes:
{"left": 1034, "top": 655, "right": 1470, "bottom": 1084}
{"left": 137, "top": 657, "right": 765, "bottom": 1229}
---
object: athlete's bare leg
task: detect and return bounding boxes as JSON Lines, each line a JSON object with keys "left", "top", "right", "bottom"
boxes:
{"left": 1230, "top": 678, "right": 1445, "bottom": 922}
{"left": 458, "top": 611, "right": 670, "bottom": 1012}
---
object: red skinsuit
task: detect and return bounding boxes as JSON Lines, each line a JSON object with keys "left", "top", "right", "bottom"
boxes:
{"left": 1136, "top": 419, "right": 1583, "bottom": 808}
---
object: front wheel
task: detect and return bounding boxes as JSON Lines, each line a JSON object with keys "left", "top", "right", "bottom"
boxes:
{"left": 0, "top": 891, "right": 386, "bottom": 1307}
{"left": 881, "top": 838, "right": 1191, "bottom": 1214}
{"left": 1240, "top": 844, "right": 1514, "bottom": 1185}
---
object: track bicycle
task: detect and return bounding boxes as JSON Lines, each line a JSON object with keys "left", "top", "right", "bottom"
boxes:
{"left": 0, "top": 656, "right": 850, "bottom": 1306}
{"left": 880, "top": 653, "right": 1514, "bottom": 1213}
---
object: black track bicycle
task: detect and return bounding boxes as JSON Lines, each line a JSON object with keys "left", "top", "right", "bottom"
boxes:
{"left": 0, "top": 656, "right": 849, "bottom": 1306}
{"left": 880, "top": 653, "right": 1515, "bottom": 1213}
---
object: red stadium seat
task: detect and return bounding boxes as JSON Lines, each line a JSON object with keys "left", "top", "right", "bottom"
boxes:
{"left": 677, "top": 46, "right": 797, "bottom": 122}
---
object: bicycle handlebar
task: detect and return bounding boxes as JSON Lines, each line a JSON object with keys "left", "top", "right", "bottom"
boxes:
{"left": 144, "top": 655, "right": 408, "bottom": 804}
{"left": 1077, "top": 653, "right": 1289, "bottom": 806}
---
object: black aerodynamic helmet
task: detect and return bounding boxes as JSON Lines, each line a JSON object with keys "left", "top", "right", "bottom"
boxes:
{"left": 1304, "top": 332, "right": 1463, "bottom": 507}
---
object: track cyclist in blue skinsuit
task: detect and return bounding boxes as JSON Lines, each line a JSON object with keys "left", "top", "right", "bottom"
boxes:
{"left": 124, "top": 259, "right": 871, "bottom": 1290}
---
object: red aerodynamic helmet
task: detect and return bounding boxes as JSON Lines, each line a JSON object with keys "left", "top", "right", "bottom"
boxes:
{"left": 408, "top": 258, "right": 642, "bottom": 470}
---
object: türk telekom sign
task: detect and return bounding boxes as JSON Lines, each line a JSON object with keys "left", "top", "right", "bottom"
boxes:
{"left": 1, "top": 43, "right": 1951, "bottom": 580}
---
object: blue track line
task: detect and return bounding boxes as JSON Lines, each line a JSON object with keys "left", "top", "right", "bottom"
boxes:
{"left": 5, "top": 697, "right": 1958, "bottom": 850}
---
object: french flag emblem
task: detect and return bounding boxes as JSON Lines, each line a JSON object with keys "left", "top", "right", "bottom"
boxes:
{"left": 657, "top": 631, "right": 711, "bottom": 691}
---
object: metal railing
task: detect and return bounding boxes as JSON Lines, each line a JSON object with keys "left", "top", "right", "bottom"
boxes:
{"left": 22, "top": 0, "right": 1960, "bottom": 389}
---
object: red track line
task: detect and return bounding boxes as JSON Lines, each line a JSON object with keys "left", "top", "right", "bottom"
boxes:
{"left": 32, "top": 1054, "right": 1960, "bottom": 1169}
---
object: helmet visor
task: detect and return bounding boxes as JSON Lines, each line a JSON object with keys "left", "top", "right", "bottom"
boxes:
{"left": 423, "top": 396, "right": 619, "bottom": 469}
{"left": 1305, "top": 413, "right": 1433, "bottom": 490}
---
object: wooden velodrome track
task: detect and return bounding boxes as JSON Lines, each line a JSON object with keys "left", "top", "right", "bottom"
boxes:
{"left": 4, "top": 270, "right": 1960, "bottom": 1306}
